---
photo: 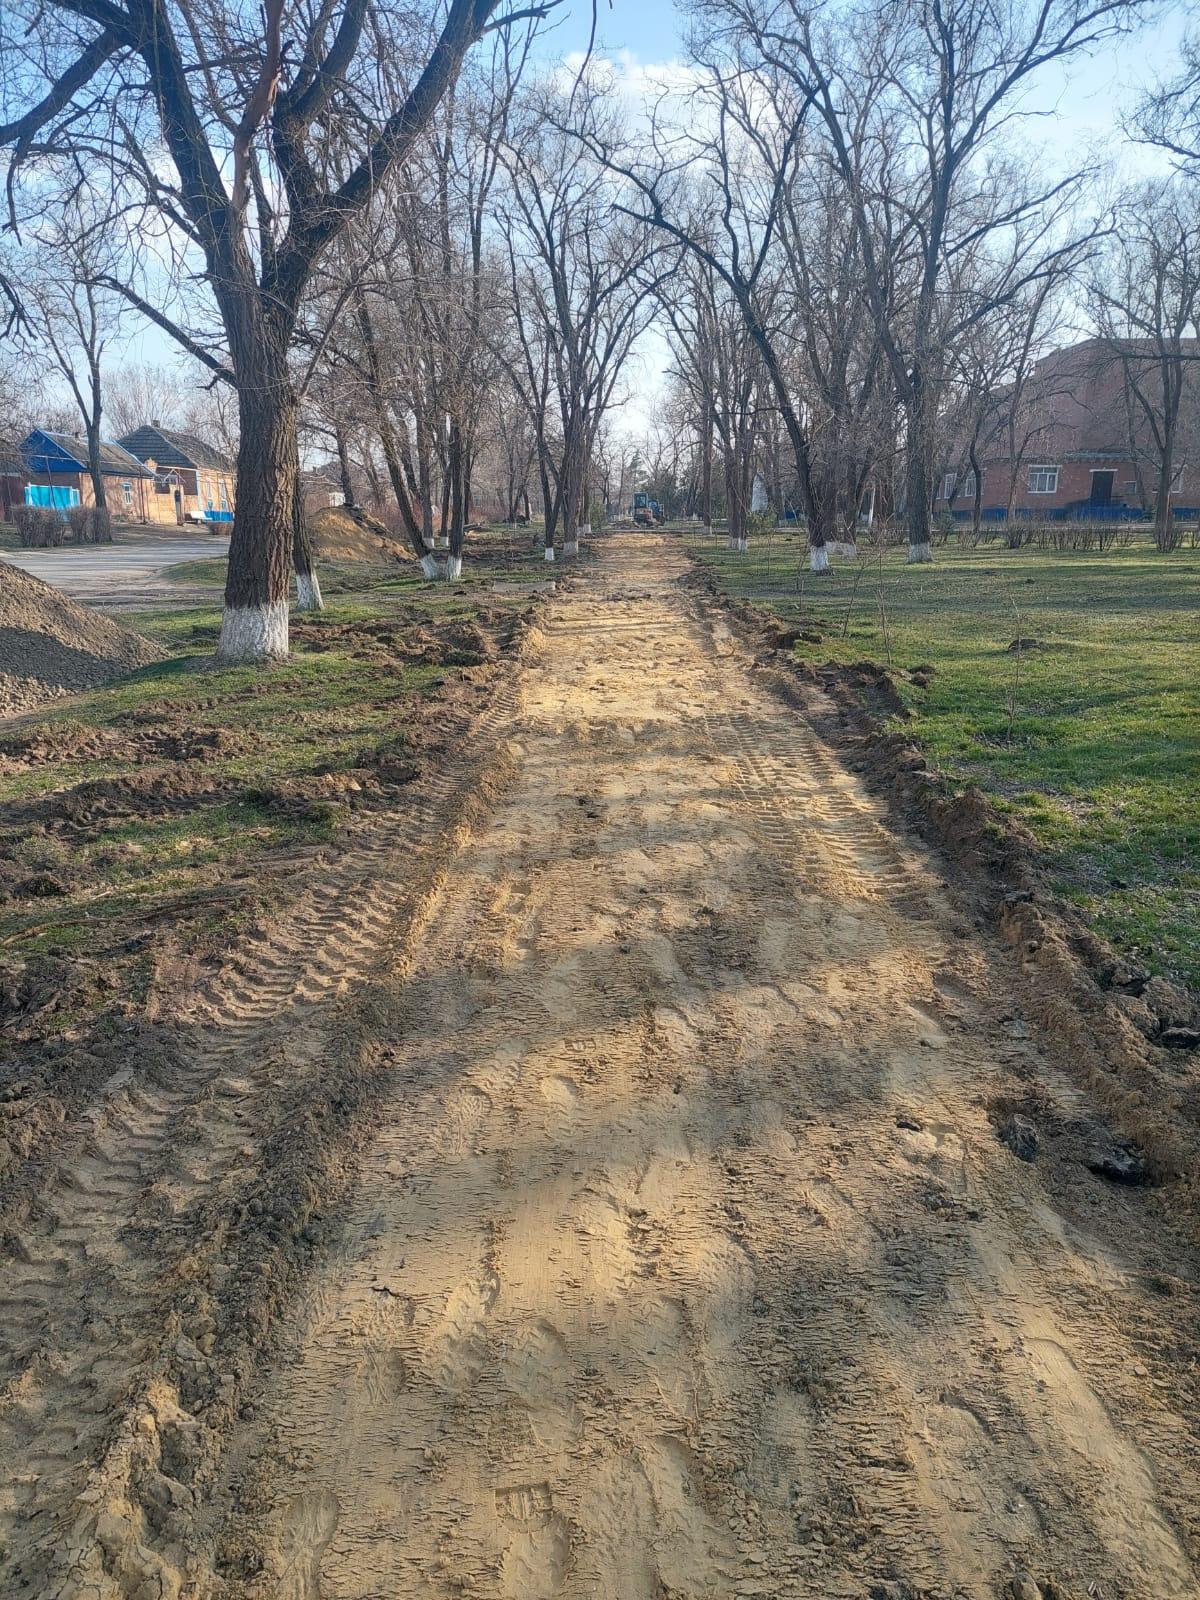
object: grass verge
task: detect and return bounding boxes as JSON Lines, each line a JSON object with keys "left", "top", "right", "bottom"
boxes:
{"left": 0, "top": 539, "right": 543, "bottom": 1042}
{"left": 686, "top": 527, "right": 1199, "bottom": 992}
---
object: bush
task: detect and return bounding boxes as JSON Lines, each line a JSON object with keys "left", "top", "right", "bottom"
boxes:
{"left": 66, "top": 503, "right": 113, "bottom": 544}
{"left": 13, "top": 504, "right": 67, "bottom": 548}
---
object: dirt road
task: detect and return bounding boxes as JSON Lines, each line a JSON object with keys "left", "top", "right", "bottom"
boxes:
{"left": 4, "top": 533, "right": 1198, "bottom": 1599}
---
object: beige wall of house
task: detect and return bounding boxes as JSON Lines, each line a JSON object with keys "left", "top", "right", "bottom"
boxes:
{"left": 140, "top": 461, "right": 235, "bottom": 522}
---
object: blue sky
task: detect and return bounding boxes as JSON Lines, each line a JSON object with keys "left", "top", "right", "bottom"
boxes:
{"left": 532, "top": 0, "right": 1185, "bottom": 179}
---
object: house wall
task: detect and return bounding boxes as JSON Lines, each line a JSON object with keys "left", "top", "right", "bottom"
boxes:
{"left": 129, "top": 463, "right": 235, "bottom": 523}
{"left": 937, "top": 339, "right": 1200, "bottom": 518}
{"left": 195, "top": 468, "right": 234, "bottom": 520}
{"left": 1, "top": 473, "right": 27, "bottom": 518}
{"left": 940, "top": 457, "right": 1145, "bottom": 515}
{"left": 302, "top": 483, "right": 343, "bottom": 516}
{"left": 25, "top": 472, "right": 158, "bottom": 520}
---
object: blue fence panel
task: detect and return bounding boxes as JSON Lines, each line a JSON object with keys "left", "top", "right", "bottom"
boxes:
{"left": 25, "top": 484, "right": 80, "bottom": 512}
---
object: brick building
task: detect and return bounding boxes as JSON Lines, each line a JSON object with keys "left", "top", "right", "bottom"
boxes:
{"left": 20, "top": 429, "right": 155, "bottom": 516}
{"left": 117, "top": 424, "right": 235, "bottom": 524}
{"left": 936, "top": 338, "right": 1200, "bottom": 519}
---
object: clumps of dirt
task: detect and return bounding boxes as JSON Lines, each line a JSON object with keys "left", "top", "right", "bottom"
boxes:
{"left": 291, "top": 606, "right": 519, "bottom": 668}
{"left": 308, "top": 505, "right": 411, "bottom": 565}
{"left": 839, "top": 660, "right": 911, "bottom": 718}
{"left": 760, "top": 619, "right": 824, "bottom": 651}
{"left": 0, "top": 558, "right": 163, "bottom": 715}
{"left": 0, "top": 720, "right": 255, "bottom": 778}
{"left": 16, "top": 766, "right": 234, "bottom": 835}
{"left": 0, "top": 952, "right": 115, "bottom": 1040}
{"left": 0, "top": 719, "right": 125, "bottom": 769}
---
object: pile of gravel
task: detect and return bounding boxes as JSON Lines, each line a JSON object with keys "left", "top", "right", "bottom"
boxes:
{"left": 0, "top": 559, "right": 163, "bottom": 717}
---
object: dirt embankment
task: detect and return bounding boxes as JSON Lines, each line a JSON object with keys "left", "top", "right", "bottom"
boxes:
{"left": 0, "top": 598, "right": 546, "bottom": 1599}
{"left": 0, "top": 600, "right": 534, "bottom": 1206}
{"left": 0, "top": 559, "right": 163, "bottom": 716}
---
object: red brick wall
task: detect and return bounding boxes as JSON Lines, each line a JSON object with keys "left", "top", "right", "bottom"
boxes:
{"left": 941, "top": 457, "right": 1142, "bottom": 513}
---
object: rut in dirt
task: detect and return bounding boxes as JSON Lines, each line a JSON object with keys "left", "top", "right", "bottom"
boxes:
{"left": 192, "top": 532, "right": 1199, "bottom": 1600}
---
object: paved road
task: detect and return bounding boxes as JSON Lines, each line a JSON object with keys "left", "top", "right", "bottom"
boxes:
{"left": 2, "top": 527, "right": 229, "bottom": 608}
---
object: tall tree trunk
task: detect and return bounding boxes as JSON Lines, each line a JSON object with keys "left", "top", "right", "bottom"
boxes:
{"left": 905, "top": 386, "right": 933, "bottom": 562}
{"left": 725, "top": 447, "right": 746, "bottom": 551}
{"left": 354, "top": 289, "right": 433, "bottom": 571}
{"left": 700, "top": 420, "right": 713, "bottom": 528}
{"left": 292, "top": 449, "right": 323, "bottom": 611}
{"left": 445, "top": 418, "right": 465, "bottom": 578}
{"left": 414, "top": 411, "right": 436, "bottom": 549}
{"left": 540, "top": 456, "right": 558, "bottom": 558}
{"left": 85, "top": 426, "right": 107, "bottom": 515}
{"left": 334, "top": 426, "right": 355, "bottom": 508}
{"left": 969, "top": 437, "right": 984, "bottom": 541}
{"left": 1154, "top": 438, "right": 1176, "bottom": 551}
{"left": 218, "top": 337, "right": 295, "bottom": 662}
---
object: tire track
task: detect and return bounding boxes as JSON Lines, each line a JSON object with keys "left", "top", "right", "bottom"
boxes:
{"left": 0, "top": 674, "right": 527, "bottom": 1591}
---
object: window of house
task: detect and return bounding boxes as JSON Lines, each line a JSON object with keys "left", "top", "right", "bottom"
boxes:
{"left": 1027, "top": 465, "right": 1059, "bottom": 495}
{"left": 940, "top": 471, "right": 976, "bottom": 502}
{"left": 121, "top": 479, "right": 134, "bottom": 508}
{"left": 219, "top": 481, "right": 230, "bottom": 511}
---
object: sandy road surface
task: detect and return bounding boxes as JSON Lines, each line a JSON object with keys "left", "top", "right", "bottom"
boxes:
{"left": 199, "top": 535, "right": 1196, "bottom": 1600}
{"left": 2, "top": 533, "right": 1197, "bottom": 1600}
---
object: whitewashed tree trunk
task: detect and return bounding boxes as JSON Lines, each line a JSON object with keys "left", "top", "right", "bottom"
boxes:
{"left": 444, "top": 554, "right": 463, "bottom": 579}
{"left": 810, "top": 544, "right": 830, "bottom": 574}
{"left": 216, "top": 600, "right": 289, "bottom": 662}
{"left": 295, "top": 571, "right": 323, "bottom": 612}
{"left": 420, "top": 553, "right": 439, "bottom": 579}
{"left": 907, "top": 541, "right": 933, "bottom": 563}
{"left": 544, "top": 545, "right": 555, "bottom": 562}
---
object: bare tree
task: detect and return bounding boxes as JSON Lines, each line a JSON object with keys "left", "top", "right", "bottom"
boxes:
{"left": 1089, "top": 179, "right": 1200, "bottom": 550}
{"left": 700, "top": 0, "right": 1149, "bottom": 560}
{"left": 3, "top": 193, "right": 123, "bottom": 521}
{"left": 664, "top": 259, "right": 764, "bottom": 549}
{"left": 498, "top": 74, "right": 667, "bottom": 560}
{"left": 1136, "top": 32, "right": 1200, "bottom": 168}
{"left": 105, "top": 361, "right": 188, "bottom": 437}
{"left": 577, "top": 57, "right": 861, "bottom": 571}
{"left": 0, "top": 0, "right": 558, "bottom": 658}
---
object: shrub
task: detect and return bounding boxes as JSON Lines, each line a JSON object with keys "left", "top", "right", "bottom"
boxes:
{"left": 67, "top": 503, "right": 113, "bottom": 544}
{"left": 13, "top": 503, "right": 67, "bottom": 548}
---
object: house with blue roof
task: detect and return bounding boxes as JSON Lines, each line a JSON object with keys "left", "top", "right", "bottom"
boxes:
{"left": 20, "top": 429, "right": 155, "bottom": 519}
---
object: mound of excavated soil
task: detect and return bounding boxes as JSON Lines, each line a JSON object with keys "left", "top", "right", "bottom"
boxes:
{"left": 0, "top": 559, "right": 163, "bottom": 716}
{"left": 309, "top": 505, "right": 412, "bottom": 564}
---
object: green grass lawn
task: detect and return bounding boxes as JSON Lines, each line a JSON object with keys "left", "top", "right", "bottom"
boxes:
{"left": 686, "top": 528, "right": 1199, "bottom": 991}
{"left": 0, "top": 548, "right": 542, "bottom": 1033}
